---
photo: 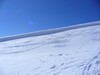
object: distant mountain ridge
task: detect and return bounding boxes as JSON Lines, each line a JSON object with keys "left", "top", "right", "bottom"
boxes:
{"left": 0, "top": 21, "right": 100, "bottom": 42}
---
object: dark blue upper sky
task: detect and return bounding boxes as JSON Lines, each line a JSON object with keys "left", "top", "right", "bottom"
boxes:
{"left": 0, "top": 0, "right": 100, "bottom": 37}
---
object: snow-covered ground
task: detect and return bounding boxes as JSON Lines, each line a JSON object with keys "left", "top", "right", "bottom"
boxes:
{"left": 0, "top": 22, "right": 100, "bottom": 75}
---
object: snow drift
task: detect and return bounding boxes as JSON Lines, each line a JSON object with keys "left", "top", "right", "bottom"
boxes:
{"left": 0, "top": 21, "right": 100, "bottom": 75}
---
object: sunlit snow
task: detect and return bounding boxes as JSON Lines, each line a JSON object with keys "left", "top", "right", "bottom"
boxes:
{"left": 0, "top": 22, "right": 100, "bottom": 75}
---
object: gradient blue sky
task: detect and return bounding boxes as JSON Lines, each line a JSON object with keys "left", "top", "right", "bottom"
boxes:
{"left": 0, "top": 0, "right": 100, "bottom": 37}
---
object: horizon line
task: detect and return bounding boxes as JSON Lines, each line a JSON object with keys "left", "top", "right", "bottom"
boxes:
{"left": 0, "top": 20, "right": 100, "bottom": 42}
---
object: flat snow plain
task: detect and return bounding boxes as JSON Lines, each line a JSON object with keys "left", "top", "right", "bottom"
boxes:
{"left": 0, "top": 24, "right": 100, "bottom": 75}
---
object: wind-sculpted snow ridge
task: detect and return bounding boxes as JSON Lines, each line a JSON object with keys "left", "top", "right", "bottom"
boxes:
{"left": 0, "top": 21, "right": 100, "bottom": 42}
{"left": 0, "top": 21, "right": 100, "bottom": 75}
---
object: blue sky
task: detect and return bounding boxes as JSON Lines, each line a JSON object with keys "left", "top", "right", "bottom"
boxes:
{"left": 0, "top": 0, "right": 100, "bottom": 37}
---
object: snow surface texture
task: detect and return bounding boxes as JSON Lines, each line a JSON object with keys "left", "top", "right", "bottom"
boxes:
{"left": 0, "top": 22, "right": 100, "bottom": 75}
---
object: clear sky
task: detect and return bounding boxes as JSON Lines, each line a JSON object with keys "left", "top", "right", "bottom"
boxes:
{"left": 0, "top": 0, "right": 100, "bottom": 37}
